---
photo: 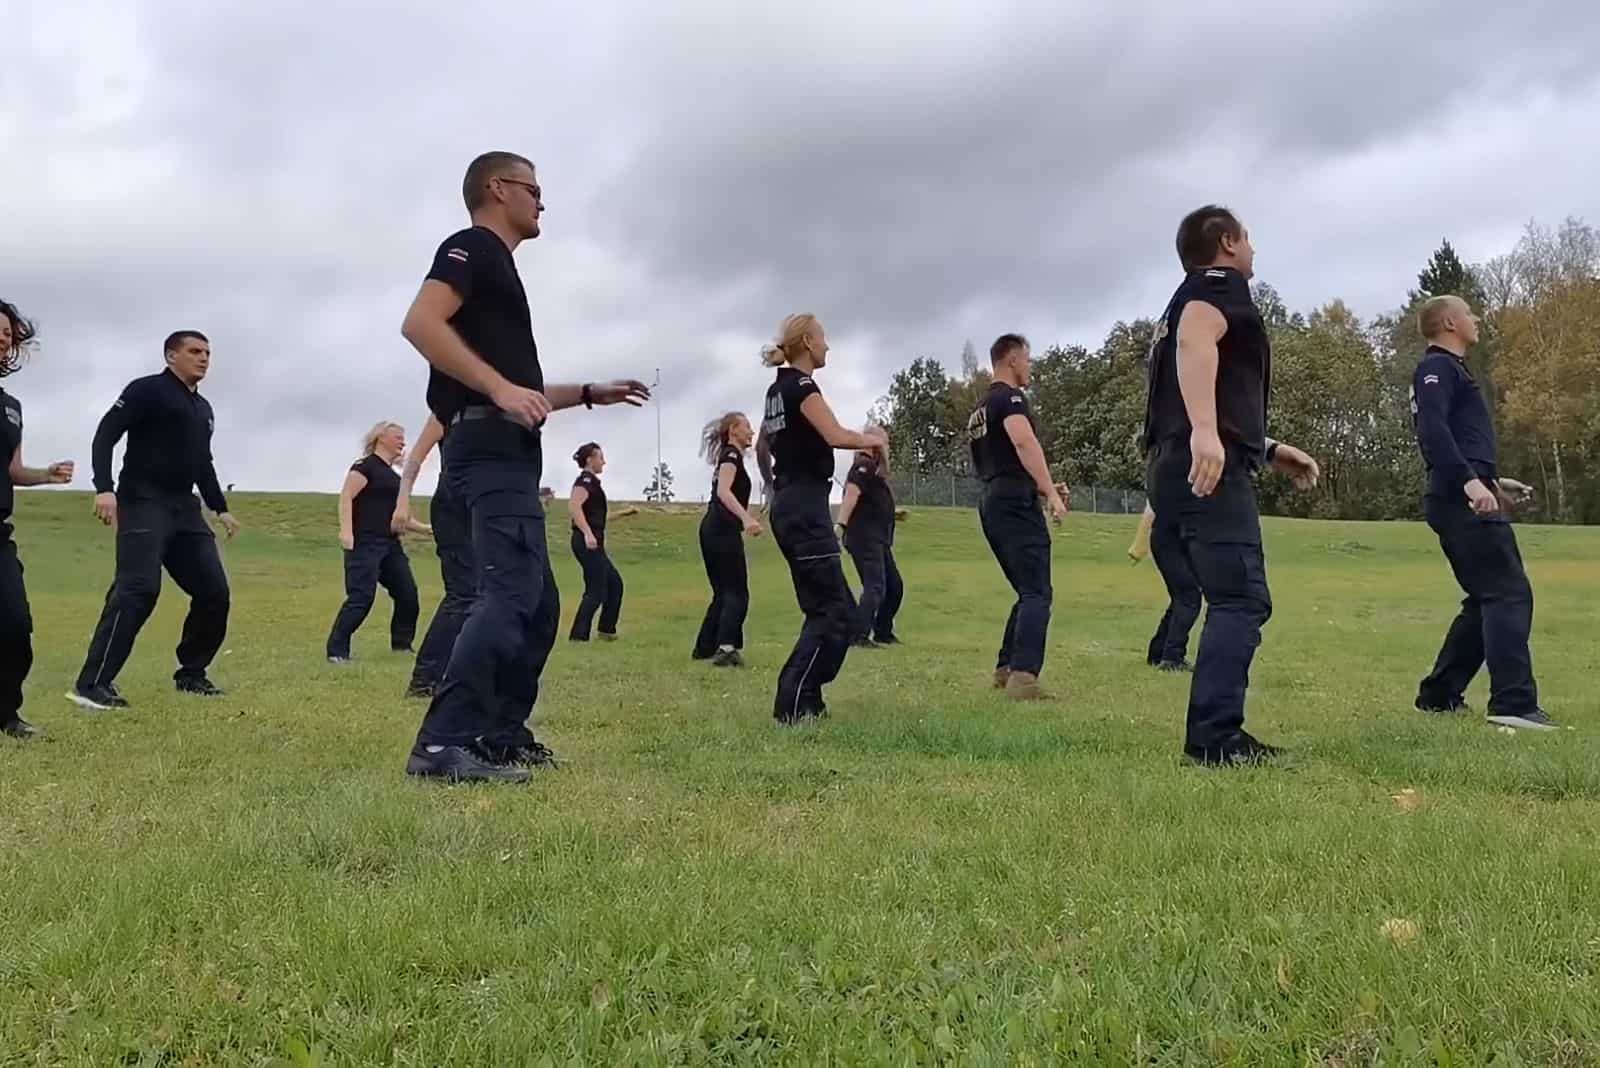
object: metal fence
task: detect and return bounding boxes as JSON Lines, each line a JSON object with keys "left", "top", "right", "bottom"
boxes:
{"left": 885, "top": 473, "right": 1146, "bottom": 514}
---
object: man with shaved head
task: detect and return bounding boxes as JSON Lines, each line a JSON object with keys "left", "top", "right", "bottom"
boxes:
{"left": 1409, "top": 294, "right": 1555, "bottom": 730}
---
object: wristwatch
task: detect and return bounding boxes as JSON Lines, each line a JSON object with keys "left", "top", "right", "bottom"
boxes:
{"left": 581, "top": 383, "right": 594, "bottom": 410}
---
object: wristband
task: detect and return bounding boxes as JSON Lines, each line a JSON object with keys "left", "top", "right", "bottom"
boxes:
{"left": 1264, "top": 439, "right": 1280, "bottom": 463}
{"left": 581, "top": 383, "right": 593, "bottom": 409}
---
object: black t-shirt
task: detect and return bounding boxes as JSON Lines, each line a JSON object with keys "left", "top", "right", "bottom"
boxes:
{"left": 572, "top": 470, "right": 607, "bottom": 535}
{"left": 350, "top": 454, "right": 400, "bottom": 540}
{"left": 845, "top": 460, "right": 895, "bottom": 544}
{"left": 0, "top": 389, "right": 21, "bottom": 525}
{"left": 762, "top": 367, "right": 832, "bottom": 483}
{"left": 1142, "top": 266, "right": 1271, "bottom": 464}
{"left": 1411, "top": 345, "right": 1498, "bottom": 494}
{"left": 422, "top": 226, "right": 543, "bottom": 424}
{"left": 706, "top": 445, "right": 751, "bottom": 531}
{"left": 91, "top": 369, "right": 228, "bottom": 512}
{"left": 967, "top": 382, "right": 1035, "bottom": 482}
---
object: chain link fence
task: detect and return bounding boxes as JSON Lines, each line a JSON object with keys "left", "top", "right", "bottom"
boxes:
{"left": 884, "top": 472, "right": 1146, "bottom": 514}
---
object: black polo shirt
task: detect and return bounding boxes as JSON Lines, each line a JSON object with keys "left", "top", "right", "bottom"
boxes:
{"left": 845, "top": 460, "right": 895, "bottom": 545}
{"left": 1411, "top": 344, "right": 1497, "bottom": 494}
{"left": 350, "top": 454, "right": 401, "bottom": 540}
{"left": 1142, "top": 266, "right": 1271, "bottom": 465}
{"left": 968, "top": 382, "right": 1035, "bottom": 483}
{"left": 422, "top": 226, "right": 543, "bottom": 423}
{"left": 706, "top": 445, "right": 751, "bottom": 532}
{"left": 0, "top": 389, "right": 21, "bottom": 526}
{"left": 572, "top": 470, "right": 607, "bottom": 535}
{"left": 762, "top": 367, "right": 833, "bottom": 484}
{"left": 91, "top": 369, "right": 228, "bottom": 512}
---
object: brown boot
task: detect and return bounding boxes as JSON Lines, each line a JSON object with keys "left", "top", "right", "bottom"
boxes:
{"left": 1004, "top": 671, "right": 1052, "bottom": 701}
{"left": 993, "top": 667, "right": 1011, "bottom": 690}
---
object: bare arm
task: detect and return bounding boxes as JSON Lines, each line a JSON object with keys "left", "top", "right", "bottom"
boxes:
{"left": 716, "top": 463, "right": 756, "bottom": 526}
{"left": 1002, "top": 414, "right": 1064, "bottom": 506}
{"left": 8, "top": 445, "right": 73, "bottom": 487}
{"left": 402, "top": 282, "right": 549, "bottom": 427}
{"left": 1176, "top": 300, "right": 1228, "bottom": 497}
{"left": 798, "top": 393, "right": 882, "bottom": 451}
{"left": 755, "top": 431, "right": 774, "bottom": 487}
{"left": 543, "top": 380, "right": 651, "bottom": 412}
{"left": 569, "top": 485, "right": 595, "bottom": 540}
{"left": 393, "top": 414, "right": 444, "bottom": 533}
{"left": 338, "top": 470, "right": 366, "bottom": 544}
{"left": 838, "top": 481, "right": 861, "bottom": 529}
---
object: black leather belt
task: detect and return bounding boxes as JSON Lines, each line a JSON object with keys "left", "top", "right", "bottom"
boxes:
{"left": 450, "top": 405, "right": 515, "bottom": 426}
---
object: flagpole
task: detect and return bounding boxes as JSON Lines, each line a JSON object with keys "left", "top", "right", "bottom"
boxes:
{"left": 654, "top": 367, "right": 662, "bottom": 499}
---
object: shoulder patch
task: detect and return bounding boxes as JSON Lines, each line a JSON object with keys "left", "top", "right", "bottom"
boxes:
{"left": 445, "top": 248, "right": 470, "bottom": 264}
{"left": 1010, "top": 395, "right": 1025, "bottom": 405}
{"left": 796, "top": 376, "right": 813, "bottom": 388}
{"left": 1204, "top": 269, "right": 1227, "bottom": 278}
{"left": 1421, "top": 373, "right": 1440, "bottom": 386}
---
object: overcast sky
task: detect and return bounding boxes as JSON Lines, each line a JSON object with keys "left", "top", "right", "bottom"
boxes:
{"left": 5, "top": 0, "right": 1598, "bottom": 504}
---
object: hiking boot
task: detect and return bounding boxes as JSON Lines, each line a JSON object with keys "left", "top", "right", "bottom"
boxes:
{"left": 1004, "top": 671, "right": 1052, "bottom": 701}
{"left": 993, "top": 667, "right": 1011, "bottom": 690}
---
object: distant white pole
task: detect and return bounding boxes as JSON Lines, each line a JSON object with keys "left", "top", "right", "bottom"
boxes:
{"left": 654, "top": 367, "right": 662, "bottom": 498}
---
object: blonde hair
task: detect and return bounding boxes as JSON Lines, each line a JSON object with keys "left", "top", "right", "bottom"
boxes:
{"left": 1418, "top": 295, "right": 1466, "bottom": 340}
{"left": 360, "top": 421, "right": 402, "bottom": 459}
{"left": 857, "top": 422, "right": 891, "bottom": 477}
{"left": 760, "top": 313, "right": 820, "bottom": 367}
{"left": 700, "top": 412, "right": 747, "bottom": 464}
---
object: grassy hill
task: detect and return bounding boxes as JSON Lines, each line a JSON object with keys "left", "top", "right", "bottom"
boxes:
{"left": 3, "top": 491, "right": 1597, "bottom": 1064}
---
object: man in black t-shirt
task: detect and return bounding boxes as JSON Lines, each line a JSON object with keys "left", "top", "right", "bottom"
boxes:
{"left": 71, "top": 331, "right": 241, "bottom": 711}
{"left": 1143, "top": 206, "right": 1320, "bottom": 767}
{"left": 400, "top": 151, "right": 649, "bottom": 783}
{"left": 837, "top": 443, "right": 902, "bottom": 645}
{"left": 967, "top": 334, "right": 1068, "bottom": 700}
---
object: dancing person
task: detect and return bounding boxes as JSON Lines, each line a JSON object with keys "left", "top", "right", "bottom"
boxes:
{"left": 1409, "top": 294, "right": 1554, "bottom": 730}
{"left": 71, "top": 331, "right": 240, "bottom": 710}
{"left": 837, "top": 438, "right": 902, "bottom": 647}
{"left": 755, "top": 314, "right": 884, "bottom": 724}
{"left": 326, "top": 421, "right": 426, "bottom": 662}
{"left": 0, "top": 300, "right": 74, "bottom": 739}
{"left": 567, "top": 442, "right": 623, "bottom": 642}
{"left": 692, "top": 412, "right": 761, "bottom": 666}
{"left": 394, "top": 413, "right": 475, "bottom": 699}
{"left": 402, "top": 149, "right": 648, "bottom": 782}
{"left": 966, "top": 334, "right": 1069, "bottom": 700}
{"left": 1142, "top": 205, "right": 1320, "bottom": 766}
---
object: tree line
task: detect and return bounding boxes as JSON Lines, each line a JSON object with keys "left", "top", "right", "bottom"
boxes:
{"left": 872, "top": 218, "right": 1600, "bottom": 524}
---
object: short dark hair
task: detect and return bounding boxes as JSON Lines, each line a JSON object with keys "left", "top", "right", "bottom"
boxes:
{"left": 0, "top": 298, "right": 38, "bottom": 378}
{"left": 990, "top": 333, "right": 1029, "bottom": 364}
{"left": 163, "top": 330, "right": 209, "bottom": 355}
{"left": 463, "top": 151, "right": 534, "bottom": 212}
{"left": 1175, "top": 205, "right": 1244, "bottom": 270}
{"left": 573, "top": 442, "right": 601, "bottom": 468}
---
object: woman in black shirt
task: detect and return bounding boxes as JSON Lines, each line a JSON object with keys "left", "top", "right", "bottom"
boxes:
{"left": 692, "top": 412, "right": 762, "bottom": 666}
{"left": 0, "top": 300, "right": 74, "bottom": 739}
{"left": 568, "top": 442, "right": 623, "bottom": 641}
{"left": 756, "top": 314, "right": 885, "bottom": 724}
{"left": 837, "top": 439, "right": 903, "bottom": 647}
{"left": 326, "top": 421, "right": 428, "bottom": 662}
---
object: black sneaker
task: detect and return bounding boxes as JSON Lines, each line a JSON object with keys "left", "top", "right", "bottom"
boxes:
{"left": 1185, "top": 732, "right": 1284, "bottom": 768}
{"left": 691, "top": 649, "right": 714, "bottom": 661}
{"left": 327, "top": 654, "right": 353, "bottom": 665}
{"left": 874, "top": 634, "right": 901, "bottom": 646}
{"left": 392, "top": 645, "right": 415, "bottom": 655}
{"left": 494, "top": 741, "right": 560, "bottom": 769}
{"left": 712, "top": 648, "right": 744, "bottom": 668}
{"left": 405, "top": 744, "right": 531, "bottom": 783}
{"left": 1157, "top": 659, "right": 1193, "bottom": 673}
{"left": 850, "top": 637, "right": 880, "bottom": 649}
{"left": 176, "top": 675, "right": 225, "bottom": 698}
{"left": 404, "top": 683, "right": 434, "bottom": 700}
{"left": 1416, "top": 694, "right": 1468, "bottom": 715}
{"left": 67, "top": 684, "right": 129, "bottom": 712}
{"left": 1486, "top": 708, "right": 1560, "bottom": 732}
{"left": 2, "top": 717, "right": 41, "bottom": 739}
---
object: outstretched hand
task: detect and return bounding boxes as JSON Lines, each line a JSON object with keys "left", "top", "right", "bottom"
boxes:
{"left": 590, "top": 380, "right": 652, "bottom": 407}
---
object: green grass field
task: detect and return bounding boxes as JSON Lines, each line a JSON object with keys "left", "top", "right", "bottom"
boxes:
{"left": 2, "top": 491, "right": 1597, "bottom": 1066}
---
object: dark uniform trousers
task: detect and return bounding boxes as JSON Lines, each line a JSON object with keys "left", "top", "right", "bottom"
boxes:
{"left": 568, "top": 530, "right": 623, "bottom": 640}
{"left": 978, "top": 480, "right": 1052, "bottom": 676}
{"left": 771, "top": 480, "right": 856, "bottom": 722}
{"left": 415, "top": 420, "right": 558, "bottom": 751}
{"left": 1147, "top": 517, "right": 1202, "bottom": 665}
{"left": 409, "top": 478, "right": 475, "bottom": 694}
{"left": 1147, "top": 442, "right": 1272, "bottom": 754}
{"left": 0, "top": 533, "right": 33, "bottom": 725}
{"left": 693, "top": 518, "right": 748, "bottom": 656}
{"left": 845, "top": 535, "right": 903, "bottom": 643}
{"left": 326, "top": 536, "right": 419, "bottom": 659}
{"left": 76, "top": 493, "right": 230, "bottom": 690}
{"left": 1418, "top": 494, "right": 1538, "bottom": 714}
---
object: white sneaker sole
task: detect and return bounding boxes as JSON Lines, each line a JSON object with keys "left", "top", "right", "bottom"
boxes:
{"left": 1486, "top": 714, "right": 1559, "bottom": 732}
{"left": 65, "top": 691, "right": 118, "bottom": 712}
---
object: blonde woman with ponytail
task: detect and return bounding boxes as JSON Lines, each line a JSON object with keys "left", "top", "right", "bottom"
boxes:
{"left": 326, "top": 421, "right": 428, "bottom": 662}
{"left": 692, "top": 411, "right": 761, "bottom": 666}
{"left": 755, "top": 314, "right": 885, "bottom": 724}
